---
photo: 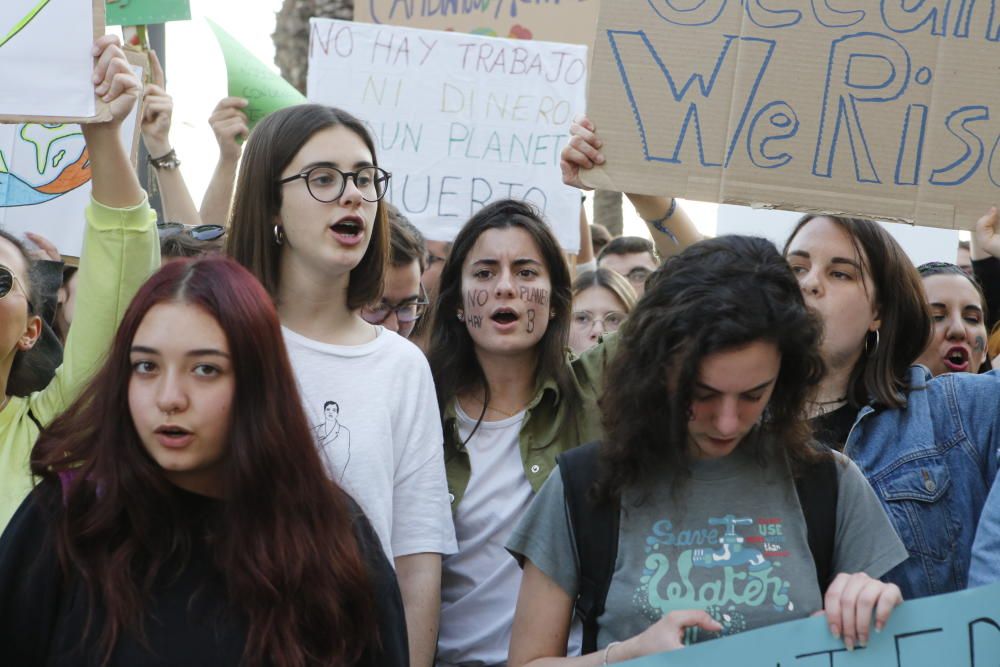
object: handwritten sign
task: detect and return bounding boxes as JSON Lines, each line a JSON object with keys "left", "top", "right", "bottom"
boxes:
{"left": 307, "top": 19, "right": 587, "bottom": 249}
{"left": 208, "top": 19, "right": 305, "bottom": 131}
{"left": 105, "top": 0, "right": 190, "bottom": 26}
{"left": 356, "top": 0, "right": 599, "bottom": 46}
{"left": 583, "top": 2, "right": 1000, "bottom": 231}
{"left": 622, "top": 582, "right": 1000, "bottom": 666}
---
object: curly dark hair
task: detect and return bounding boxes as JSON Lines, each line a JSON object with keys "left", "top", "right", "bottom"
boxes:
{"left": 597, "top": 235, "right": 827, "bottom": 502}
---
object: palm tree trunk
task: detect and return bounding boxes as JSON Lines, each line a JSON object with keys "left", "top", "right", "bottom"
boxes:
{"left": 273, "top": 0, "right": 354, "bottom": 93}
{"left": 594, "top": 190, "right": 624, "bottom": 237}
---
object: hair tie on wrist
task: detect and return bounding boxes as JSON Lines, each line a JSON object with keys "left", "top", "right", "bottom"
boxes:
{"left": 645, "top": 198, "right": 678, "bottom": 245}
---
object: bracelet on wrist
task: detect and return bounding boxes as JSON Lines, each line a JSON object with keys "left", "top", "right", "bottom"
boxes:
{"left": 148, "top": 148, "right": 181, "bottom": 170}
{"left": 644, "top": 197, "right": 679, "bottom": 245}
{"left": 602, "top": 640, "right": 622, "bottom": 666}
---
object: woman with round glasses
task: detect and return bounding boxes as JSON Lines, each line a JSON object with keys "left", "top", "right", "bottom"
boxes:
{"left": 0, "top": 36, "right": 159, "bottom": 533}
{"left": 569, "top": 268, "right": 637, "bottom": 355}
{"left": 225, "top": 104, "right": 456, "bottom": 666}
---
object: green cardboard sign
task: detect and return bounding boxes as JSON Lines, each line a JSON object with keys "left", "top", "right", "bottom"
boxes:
{"left": 105, "top": 0, "right": 191, "bottom": 26}
{"left": 207, "top": 19, "right": 305, "bottom": 131}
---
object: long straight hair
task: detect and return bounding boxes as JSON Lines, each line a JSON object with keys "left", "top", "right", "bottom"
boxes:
{"left": 226, "top": 104, "right": 388, "bottom": 311}
{"left": 428, "top": 200, "right": 575, "bottom": 421}
{"left": 784, "top": 215, "right": 930, "bottom": 408}
{"left": 31, "top": 257, "right": 377, "bottom": 666}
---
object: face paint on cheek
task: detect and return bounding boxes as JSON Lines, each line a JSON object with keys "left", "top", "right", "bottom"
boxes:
{"left": 526, "top": 309, "right": 536, "bottom": 333}
{"left": 468, "top": 315, "right": 483, "bottom": 328}
{"left": 518, "top": 286, "right": 550, "bottom": 306}
{"left": 466, "top": 289, "right": 489, "bottom": 309}
{"left": 975, "top": 336, "right": 986, "bottom": 353}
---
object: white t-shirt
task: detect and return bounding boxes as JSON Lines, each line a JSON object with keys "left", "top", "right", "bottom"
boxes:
{"left": 283, "top": 325, "right": 457, "bottom": 560}
{"left": 438, "top": 404, "right": 581, "bottom": 666}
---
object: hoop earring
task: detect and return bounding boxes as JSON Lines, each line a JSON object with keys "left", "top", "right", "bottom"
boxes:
{"left": 273, "top": 225, "right": 285, "bottom": 246}
{"left": 456, "top": 310, "right": 465, "bottom": 322}
{"left": 865, "top": 329, "right": 880, "bottom": 357}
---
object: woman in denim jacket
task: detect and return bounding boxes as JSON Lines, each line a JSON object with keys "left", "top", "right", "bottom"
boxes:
{"left": 783, "top": 208, "right": 1000, "bottom": 599}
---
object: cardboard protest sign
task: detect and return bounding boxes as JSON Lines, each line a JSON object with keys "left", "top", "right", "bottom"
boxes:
{"left": 0, "top": 60, "right": 145, "bottom": 257}
{"left": 621, "top": 582, "right": 1000, "bottom": 666}
{"left": 307, "top": 19, "right": 587, "bottom": 250}
{"left": 105, "top": 0, "right": 190, "bottom": 27}
{"left": 356, "top": 0, "right": 599, "bottom": 46}
{"left": 0, "top": 0, "right": 110, "bottom": 123}
{"left": 583, "top": 2, "right": 1000, "bottom": 230}
{"left": 208, "top": 19, "right": 305, "bottom": 132}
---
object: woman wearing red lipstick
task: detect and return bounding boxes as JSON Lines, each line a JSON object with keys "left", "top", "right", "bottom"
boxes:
{"left": 507, "top": 235, "right": 907, "bottom": 666}
{"left": 225, "top": 104, "right": 454, "bottom": 667}
{"left": 0, "top": 256, "right": 407, "bottom": 666}
{"left": 915, "top": 261, "right": 989, "bottom": 376}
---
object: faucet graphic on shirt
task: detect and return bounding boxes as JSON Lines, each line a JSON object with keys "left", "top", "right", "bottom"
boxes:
{"left": 692, "top": 515, "right": 767, "bottom": 571}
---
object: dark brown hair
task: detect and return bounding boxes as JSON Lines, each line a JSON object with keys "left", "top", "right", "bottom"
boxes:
{"left": 225, "top": 104, "right": 388, "bottom": 310}
{"left": 31, "top": 256, "right": 377, "bottom": 666}
{"left": 387, "top": 204, "right": 426, "bottom": 272}
{"left": 428, "top": 200, "right": 575, "bottom": 422}
{"left": 598, "top": 235, "right": 659, "bottom": 265}
{"left": 598, "top": 235, "right": 827, "bottom": 502}
{"left": 784, "top": 215, "right": 931, "bottom": 408}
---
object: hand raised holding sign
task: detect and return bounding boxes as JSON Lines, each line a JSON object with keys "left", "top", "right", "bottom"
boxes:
{"left": 91, "top": 35, "right": 141, "bottom": 127}
{"left": 974, "top": 207, "right": 1000, "bottom": 259}
{"left": 560, "top": 115, "right": 605, "bottom": 192}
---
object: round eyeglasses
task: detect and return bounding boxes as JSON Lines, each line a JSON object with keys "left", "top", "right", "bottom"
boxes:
{"left": 279, "top": 165, "right": 391, "bottom": 204}
{"left": 360, "top": 287, "right": 429, "bottom": 337}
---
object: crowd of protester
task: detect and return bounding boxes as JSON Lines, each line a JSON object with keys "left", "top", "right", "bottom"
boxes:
{"left": 0, "top": 33, "right": 998, "bottom": 667}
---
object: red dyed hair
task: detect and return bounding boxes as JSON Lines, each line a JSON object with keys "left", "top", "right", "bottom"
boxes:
{"left": 31, "top": 256, "right": 377, "bottom": 666}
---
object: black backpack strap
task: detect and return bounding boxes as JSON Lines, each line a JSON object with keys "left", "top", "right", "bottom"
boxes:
{"left": 558, "top": 441, "right": 620, "bottom": 655}
{"left": 794, "top": 454, "right": 839, "bottom": 591}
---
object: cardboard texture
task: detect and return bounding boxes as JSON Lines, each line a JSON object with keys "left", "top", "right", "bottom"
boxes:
{"left": 620, "top": 582, "right": 1000, "bottom": 666}
{"left": 582, "top": 2, "right": 1000, "bottom": 230}
{"left": 208, "top": 19, "right": 305, "bottom": 131}
{"left": 0, "top": 0, "right": 110, "bottom": 124}
{"left": 356, "top": 0, "right": 599, "bottom": 46}
{"left": 307, "top": 19, "right": 588, "bottom": 250}
{"left": 105, "top": 0, "right": 191, "bottom": 27}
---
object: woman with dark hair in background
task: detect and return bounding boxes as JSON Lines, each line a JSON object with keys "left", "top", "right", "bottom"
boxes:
{"left": 225, "top": 104, "right": 455, "bottom": 666}
{"left": 507, "top": 235, "right": 906, "bottom": 665}
{"left": 783, "top": 210, "right": 1000, "bottom": 598}
{"left": 0, "top": 256, "right": 407, "bottom": 666}
{"left": 914, "top": 261, "right": 989, "bottom": 376}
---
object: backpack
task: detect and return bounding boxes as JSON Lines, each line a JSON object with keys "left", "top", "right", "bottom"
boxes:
{"left": 558, "top": 441, "right": 839, "bottom": 654}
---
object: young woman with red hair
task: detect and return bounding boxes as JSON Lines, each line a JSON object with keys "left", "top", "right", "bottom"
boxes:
{"left": 0, "top": 256, "right": 408, "bottom": 666}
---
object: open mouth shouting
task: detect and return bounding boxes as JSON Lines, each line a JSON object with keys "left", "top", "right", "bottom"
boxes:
{"left": 329, "top": 215, "right": 365, "bottom": 247}
{"left": 942, "top": 345, "right": 971, "bottom": 372}
{"left": 490, "top": 307, "right": 521, "bottom": 331}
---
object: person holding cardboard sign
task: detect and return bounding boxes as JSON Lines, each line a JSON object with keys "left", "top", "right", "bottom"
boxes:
{"left": 0, "top": 34, "right": 159, "bottom": 533}
{"left": 506, "top": 235, "right": 907, "bottom": 665}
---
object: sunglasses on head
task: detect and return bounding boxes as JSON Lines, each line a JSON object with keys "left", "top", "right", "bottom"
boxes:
{"left": 156, "top": 222, "right": 226, "bottom": 242}
{"left": 0, "top": 265, "right": 32, "bottom": 311}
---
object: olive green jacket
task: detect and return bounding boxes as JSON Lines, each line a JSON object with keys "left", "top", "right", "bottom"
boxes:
{"left": 443, "top": 334, "right": 620, "bottom": 510}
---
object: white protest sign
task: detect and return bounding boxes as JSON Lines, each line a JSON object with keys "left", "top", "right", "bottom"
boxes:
{"left": 0, "top": 62, "right": 144, "bottom": 257}
{"left": 307, "top": 19, "right": 587, "bottom": 251}
{"left": 0, "top": 0, "right": 105, "bottom": 122}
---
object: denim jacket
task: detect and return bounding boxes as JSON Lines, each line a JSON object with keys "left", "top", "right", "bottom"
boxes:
{"left": 844, "top": 366, "right": 1000, "bottom": 599}
{"left": 443, "top": 335, "right": 619, "bottom": 510}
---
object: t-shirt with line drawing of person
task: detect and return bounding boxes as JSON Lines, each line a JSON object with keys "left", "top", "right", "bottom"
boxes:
{"left": 284, "top": 325, "right": 457, "bottom": 561}
{"left": 313, "top": 400, "right": 351, "bottom": 482}
{"left": 507, "top": 440, "right": 908, "bottom": 650}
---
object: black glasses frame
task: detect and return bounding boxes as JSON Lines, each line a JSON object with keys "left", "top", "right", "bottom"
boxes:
{"left": 361, "top": 285, "right": 430, "bottom": 326}
{"left": 279, "top": 165, "right": 392, "bottom": 204}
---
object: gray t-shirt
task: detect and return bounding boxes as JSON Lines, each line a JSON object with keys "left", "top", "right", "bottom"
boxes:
{"left": 507, "top": 443, "right": 907, "bottom": 649}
